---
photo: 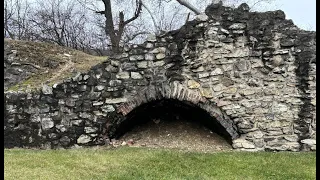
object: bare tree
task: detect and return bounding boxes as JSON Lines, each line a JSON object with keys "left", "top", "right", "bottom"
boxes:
{"left": 74, "top": 0, "right": 277, "bottom": 54}
{"left": 4, "top": 0, "right": 15, "bottom": 38}
{"left": 28, "top": 0, "right": 99, "bottom": 52}
{"left": 4, "top": 0, "right": 276, "bottom": 54}
{"left": 94, "top": 0, "right": 143, "bottom": 53}
{"left": 4, "top": 0, "right": 33, "bottom": 40}
{"left": 77, "top": 0, "right": 202, "bottom": 53}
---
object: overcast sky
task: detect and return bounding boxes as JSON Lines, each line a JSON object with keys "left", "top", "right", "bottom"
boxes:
{"left": 24, "top": 0, "right": 316, "bottom": 31}
{"left": 255, "top": 0, "right": 316, "bottom": 31}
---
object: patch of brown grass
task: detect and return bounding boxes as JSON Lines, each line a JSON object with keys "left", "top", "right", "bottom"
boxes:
{"left": 5, "top": 39, "right": 107, "bottom": 92}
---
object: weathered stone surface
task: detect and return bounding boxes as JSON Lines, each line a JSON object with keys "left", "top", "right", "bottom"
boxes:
{"left": 93, "top": 101, "right": 103, "bottom": 106}
{"left": 65, "top": 99, "right": 76, "bottom": 107}
{"left": 272, "top": 103, "right": 288, "bottom": 113}
{"left": 156, "top": 53, "right": 166, "bottom": 60}
{"left": 60, "top": 136, "right": 71, "bottom": 146}
{"left": 129, "top": 55, "right": 144, "bottom": 61}
{"left": 41, "top": 117, "right": 54, "bottom": 130}
{"left": 145, "top": 43, "right": 153, "bottom": 48}
{"left": 212, "top": 84, "right": 226, "bottom": 92}
{"left": 85, "top": 127, "right": 98, "bottom": 133}
{"left": 147, "top": 34, "right": 157, "bottom": 42}
{"left": 137, "top": 61, "right": 148, "bottom": 68}
{"left": 109, "top": 80, "right": 122, "bottom": 87}
{"left": 77, "top": 135, "right": 91, "bottom": 144}
{"left": 216, "top": 100, "right": 231, "bottom": 107}
{"left": 56, "top": 124, "right": 67, "bottom": 132}
{"left": 71, "top": 120, "right": 83, "bottom": 126}
{"left": 192, "top": 66, "right": 204, "bottom": 72}
{"left": 95, "top": 85, "right": 105, "bottom": 91}
{"left": 150, "top": 61, "right": 165, "bottom": 67}
{"left": 195, "top": 14, "right": 208, "bottom": 21}
{"left": 232, "top": 138, "right": 255, "bottom": 149}
{"left": 247, "top": 131, "right": 264, "bottom": 139}
{"left": 145, "top": 53, "right": 155, "bottom": 61}
{"left": 198, "top": 72, "right": 210, "bottom": 78}
{"left": 229, "top": 23, "right": 246, "bottom": 30}
{"left": 131, "top": 72, "right": 143, "bottom": 79}
{"left": 150, "top": 47, "right": 166, "bottom": 54}
{"left": 42, "top": 85, "right": 53, "bottom": 95}
{"left": 272, "top": 55, "right": 283, "bottom": 66}
{"left": 239, "top": 89, "right": 255, "bottom": 96}
{"left": 211, "top": 68, "right": 223, "bottom": 76}
{"left": 301, "top": 139, "right": 316, "bottom": 145}
{"left": 122, "top": 62, "right": 137, "bottom": 71}
{"left": 101, "top": 105, "right": 115, "bottom": 112}
{"left": 200, "top": 88, "right": 213, "bottom": 98}
{"left": 116, "top": 72, "right": 130, "bottom": 79}
{"left": 187, "top": 80, "right": 200, "bottom": 89}
{"left": 224, "top": 87, "right": 237, "bottom": 94}
{"left": 105, "top": 98, "right": 127, "bottom": 104}
{"left": 79, "top": 112, "right": 93, "bottom": 119}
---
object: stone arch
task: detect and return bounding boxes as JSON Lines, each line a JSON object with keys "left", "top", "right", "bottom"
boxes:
{"left": 114, "top": 82, "right": 239, "bottom": 141}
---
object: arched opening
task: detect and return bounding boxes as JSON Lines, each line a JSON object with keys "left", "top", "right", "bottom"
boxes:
{"left": 112, "top": 98, "right": 234, "bottom": 150}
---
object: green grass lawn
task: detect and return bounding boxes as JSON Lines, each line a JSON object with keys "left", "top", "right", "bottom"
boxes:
{"left": 4, "top": 147, "right": 316, "bottom": 180}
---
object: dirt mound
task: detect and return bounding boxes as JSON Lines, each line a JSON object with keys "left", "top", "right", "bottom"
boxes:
{"left": 114, "top": 119, "right": 233, "bottom": 153}
{"left": 4, "top": 39, "right": 107, "bottom": 92}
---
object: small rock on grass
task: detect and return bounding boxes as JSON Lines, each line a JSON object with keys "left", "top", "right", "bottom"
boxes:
{"left": 121, "top": 141, "right": 127, "bottom": 146}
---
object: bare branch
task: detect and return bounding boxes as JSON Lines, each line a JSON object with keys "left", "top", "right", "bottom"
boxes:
{"left": 175, "top": 0, "right": 201, "bottom": 15}
{"left": 250, "top": 0, "right": 274, "bottom": 10}
{"left": 95, "top": 11, "right": 105, "bottom": 15}
{"left": 185, "top": 12, "right": 190, "bottom": 23}
{"left": 141, "top": 1, "right": 160, "bottom": 34}
{"left": 124, "top": 31, "right": 148, "bottom": 43}
{"left": 123, "top": 0, "right": 143, "bottom": 25}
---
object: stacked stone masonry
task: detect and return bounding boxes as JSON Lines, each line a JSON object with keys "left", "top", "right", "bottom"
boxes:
{"left": 4, "top": 3, "right": 316, "bottom": 151}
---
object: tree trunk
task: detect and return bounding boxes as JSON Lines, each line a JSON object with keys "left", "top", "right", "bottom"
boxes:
{"left": 99, "top": 0, "right": 142, "bottom": 54}
{"left": 101, "top": 0, "right": 119, "bottom": 53}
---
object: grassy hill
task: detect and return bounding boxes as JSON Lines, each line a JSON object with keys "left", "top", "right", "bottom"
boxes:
{"left": 4, "top": 39, "right": 107, "bottom": 92}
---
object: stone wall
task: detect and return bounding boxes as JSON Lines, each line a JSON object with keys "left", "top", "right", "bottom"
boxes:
{"left": 4, "top": 3, "right": 316, "bottom": 151}
{"left": 4, "top": 41, "right": 40, "bottom": 91}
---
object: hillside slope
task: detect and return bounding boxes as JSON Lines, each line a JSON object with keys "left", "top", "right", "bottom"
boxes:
{"left": 4, "top": 39, "right": 107, "bottom": 92}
